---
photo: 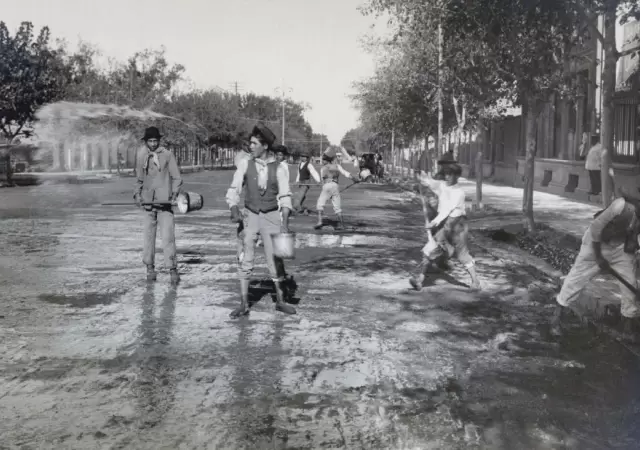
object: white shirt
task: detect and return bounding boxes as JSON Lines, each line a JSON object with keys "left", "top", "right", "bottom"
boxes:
{"left": 226, "top": 154, "right": 293, "bottom": 210}
{"left": 585, "top": 144, "right": 603, "bottom": 170}
{"left": 419, "top": 172, "right": 466, "bottom": 224}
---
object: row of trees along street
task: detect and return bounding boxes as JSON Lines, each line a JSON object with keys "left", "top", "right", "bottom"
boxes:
{"left": 0, "top": 21, "right": 331, "bottom": 169}
{"left": 352, "top": 0, "right": 640, "bottom": 232}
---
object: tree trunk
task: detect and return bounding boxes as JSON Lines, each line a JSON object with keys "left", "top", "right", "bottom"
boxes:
{"left": 523, "top": 96, "right": 541, "bottom": 233}
{"left": 391, "top": 129, "right": 396, "bottom": 177}
{"left": 475, "top": 150, "right": 483, "bottom": 209}
{"left": 601, "top": 8, "right": 617, "bottom": 208}
{"left": 489, "top": 122, "right": 497, "bottom": 177}
{"left": 452, "top": 95, "right": 466, "bottom": 161}
{"left": 437, "top": 21, "right": 444, "bottom": 167}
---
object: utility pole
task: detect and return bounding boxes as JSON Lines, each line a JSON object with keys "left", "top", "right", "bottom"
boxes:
{"left": 129, "top": 65, "right": 134, "bottom": 102}
{"left": 275, "top": 80, "right": 292, "bottom": 145}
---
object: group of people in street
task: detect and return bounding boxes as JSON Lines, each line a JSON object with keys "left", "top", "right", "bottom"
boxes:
{"left": 132, "top": 122, "right": 640, "bottom": 334}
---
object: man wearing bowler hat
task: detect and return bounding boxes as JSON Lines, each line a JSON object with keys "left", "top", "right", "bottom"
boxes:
{"left": 226, "top": 123, "right": 296, "bottom": 318}
{"left": 134, "top": 126, "right": 183, "bottom": 284}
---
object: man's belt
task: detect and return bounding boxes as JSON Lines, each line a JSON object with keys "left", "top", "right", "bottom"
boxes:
{"left": 244, "top": 205, "right": 279, "bottom": 215}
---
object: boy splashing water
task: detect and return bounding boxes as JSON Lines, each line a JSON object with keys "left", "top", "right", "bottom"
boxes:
{"left": 410, "top": 164, "right": 481, "bottom": 290}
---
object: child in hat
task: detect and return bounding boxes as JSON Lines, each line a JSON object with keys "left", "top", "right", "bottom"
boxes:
{"left": 134, "top": 126, "right": 183, "bottom": 284}
{"left": 410, "top": 163, "right": 480, "bottom": 290}
{"left": 315, "top": 146, "right": 357, "bottom": 230}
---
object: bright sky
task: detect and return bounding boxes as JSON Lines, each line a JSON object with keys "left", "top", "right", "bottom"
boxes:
{"left": 4, "top": 0, "right": 389, "bottom": 144}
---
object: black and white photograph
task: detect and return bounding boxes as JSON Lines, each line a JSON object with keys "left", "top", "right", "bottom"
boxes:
{"left": 2, "top": 0, "right": 640, "bottom": 448}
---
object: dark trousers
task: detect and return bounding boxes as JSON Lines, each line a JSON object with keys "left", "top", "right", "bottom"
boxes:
{"left": 588, "top": 170, "right": 602, "bottom": 195}
{"left": 293, "top": 184, "right": 310, "bottom": 211}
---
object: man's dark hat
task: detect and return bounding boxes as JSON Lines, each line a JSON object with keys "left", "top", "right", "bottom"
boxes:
{"left": 441, "top": 163, "right": 462, "bottom": 176}
{"left": 273, "top": 144, "right": 289, "bottom": 155}
{"left": 142, "top": 126, "right": 162, "bottom": 141}
{"left": 250, "top": 123, "right": 276, "bottom": 147}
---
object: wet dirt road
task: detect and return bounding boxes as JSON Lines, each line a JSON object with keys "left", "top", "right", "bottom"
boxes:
{"left": 2, "top": 171, "right": 640, "bottom": 450}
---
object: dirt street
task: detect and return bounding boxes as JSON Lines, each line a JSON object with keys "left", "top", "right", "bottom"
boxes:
{"left": 1, "top": 171, "right": 640, "bottom": 450}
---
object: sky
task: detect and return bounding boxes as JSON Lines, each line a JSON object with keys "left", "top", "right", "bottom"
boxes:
{"left": 3, "top": 0, "right": 389, "bottom": 144}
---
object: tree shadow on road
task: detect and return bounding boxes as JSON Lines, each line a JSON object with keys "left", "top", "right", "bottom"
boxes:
{"left": 369, "top": 258, "right": 640, "bottom": 448}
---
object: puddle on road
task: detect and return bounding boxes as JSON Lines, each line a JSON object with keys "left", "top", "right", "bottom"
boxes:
{"left": 179, "top": 251, "right": 206, "bottom": 265}
{"left": 38, "top": 291, "right": 126, "bottom": 308}
{"left": 295, "top": 233, "right": 405, "bottom": 249}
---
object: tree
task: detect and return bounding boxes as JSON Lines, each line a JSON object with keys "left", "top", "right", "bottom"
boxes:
{"left": 61, "top": 44, "right": 185, "bottom": 108}
{"left": 444, "top": 0, "right": 583, "bottom": 231}
{"left": 362, "top": 0, "right": 585, "bottom": 230}
{"left": 0, "top": 21, "right": 69, "bottom": 141}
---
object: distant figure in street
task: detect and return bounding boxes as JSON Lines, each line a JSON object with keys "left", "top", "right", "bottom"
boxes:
{"left": 293, "top": 150, "right": 321, "bottom": 215}
{"left": 554, "top": 187, "right": 640, "bottom": 331}
{"left": 273, "top": 144, "right": 288, "bottom": 165}
{"left": 410, "top": 164, "right": 480, "bottom": 290}
{"left": 583, "top": 134, "right": 604, "bottom": 195}
{"left": 134, "top": 126, "right": 183, "bottom": 284}
{"left": 315, "top": 146, "right": 357, "bottom": 230}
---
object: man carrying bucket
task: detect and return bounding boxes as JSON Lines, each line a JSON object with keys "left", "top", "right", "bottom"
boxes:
{"left": 134, "top": 126, "right": 183, "bottom": 284}
{"left": 226, "top": 123, "right": 296, "bottom": 318}
{"left": 315, "top": 147, "right": 357, "bottom": 230}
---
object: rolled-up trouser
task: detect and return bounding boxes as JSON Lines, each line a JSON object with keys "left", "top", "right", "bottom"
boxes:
{"left": 293, "top": 184, "right": 310, "bottom": 211}
{"left": 142, "top": 206, "right": 177, "bottom": 269}
{"left": 317, "top": 181, "right": 341, "bottom": 214}
{"left": 239, "top": 210, "right": 285, "bottom": 282}
{"left": 557, "top": 229, "right": 639, "bottom": 318}
{"left": 236, "top": 220, "right": 247, "bottom": 267}
{"left": 422, "top": 217, "right": 474, "bottom": 269}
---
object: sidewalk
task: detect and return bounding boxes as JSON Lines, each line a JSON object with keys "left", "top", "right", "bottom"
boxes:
{"left": 458, "top": 178, "right": 600, "bottom": 239}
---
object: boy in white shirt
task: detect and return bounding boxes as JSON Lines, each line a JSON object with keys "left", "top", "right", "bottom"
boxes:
{"left": 410, "top": 164, "right": 481, "bottom": 290}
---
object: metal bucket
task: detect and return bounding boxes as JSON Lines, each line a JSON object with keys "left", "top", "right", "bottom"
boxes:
{"left": 176, "top": 191, "right": 204, "bottom": 214}
{"left": 272, "top": 232, "right": 296, "bottom": 259}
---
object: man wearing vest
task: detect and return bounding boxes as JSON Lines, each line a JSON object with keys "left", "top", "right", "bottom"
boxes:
{"left": 134, "top": 126, "right": 183, "bottom": 284}
{"left": 315, "top": 147, "right": 357, "bottom": 230}
{"left": 226, "top": 123, "right": 296, "bottom": 318}
{"left": 555, "top": 188, "right": 640, "bottom": 331}
{"left": 293, "top": 151, "right": 321, "bottom": 214}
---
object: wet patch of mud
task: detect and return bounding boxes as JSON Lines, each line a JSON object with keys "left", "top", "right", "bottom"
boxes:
{"left": 38, "top": 290, "right": 127, "bottom": 308}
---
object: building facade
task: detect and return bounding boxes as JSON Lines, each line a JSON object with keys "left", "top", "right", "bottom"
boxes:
{"left": 457, "top": 16, "right": 640, "bottom": 203}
